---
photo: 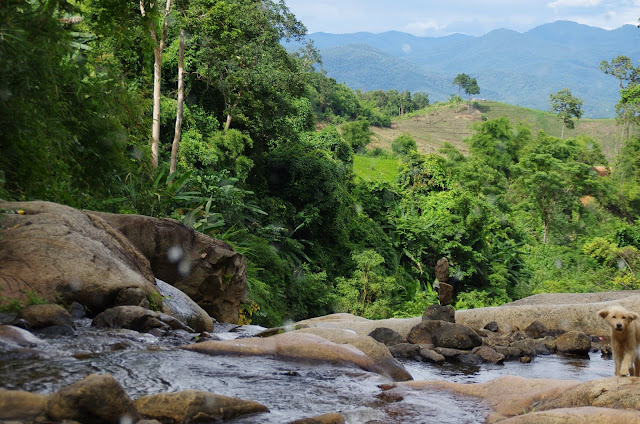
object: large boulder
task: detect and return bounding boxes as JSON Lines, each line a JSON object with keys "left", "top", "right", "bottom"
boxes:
{"left": 46, "top": 373, "right": 138, "bottom": 424}
{"left": 91, "top": 211, "right": 247, "bottom": 323}
{"left": 0, "top": 201, "right": 159, "bottom": 314}
{"left": 134, "top": 391, "right": 269, "bottom": 423}
{"left": 456, "top": 291, "right": 640, "bottom": 337}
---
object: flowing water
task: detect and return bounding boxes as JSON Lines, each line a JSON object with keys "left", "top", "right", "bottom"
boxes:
{"left": 0, "top": 316, "right": 614, "bottom": 423}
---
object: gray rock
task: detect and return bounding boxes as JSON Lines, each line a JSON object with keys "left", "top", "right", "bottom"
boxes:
{"left": 15, "top": 304, "right": 74, "bottom": 330}
{"left": 524, "top": 320, "right": 548, "bottom": 339}
{"left": 472, "top": 346, "right": 505, "bottom": 364}
{"left": 156, "top": 279, "right": 214, "bottom": 333}
{"left": 431, "top": 322, "right": 482, "bottom": 350}
{"left": 69, "top": 302, "right": 86, "bottom": 320}
{"left": 92, "top": 306, "right": 193, "bottom": 334}
{"left": 422, "top": 304, "right": 455, "bottom": 323}
{"left": 434, "top": 347, "right": 469, "bottom": 358}
{"left": 368, "top": 327, "right": 405, "bottom": 346}
{"left": 418, "top": 348, "right": 445, "bottom": 363}
{"left": 435, "top": 257, "right": 450, "bottom": 282}
{"left": 555, "top": 331, "right": 592, "bottom": 355}
{"left": 483, "top": 321, "right": 499, "bottom": 332}
{"left": 407, "top": 320, "right": 445, "bottom": 344}
{"left": 456, "top": 353, "right": 482, "bottom": 366}
{"left": 388, "top": 343, "right": 420, "bottom": 359}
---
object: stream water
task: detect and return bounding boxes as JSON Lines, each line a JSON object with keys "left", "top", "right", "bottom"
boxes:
{"left": 0, "top": 316, "right": 613, "bottom": 424}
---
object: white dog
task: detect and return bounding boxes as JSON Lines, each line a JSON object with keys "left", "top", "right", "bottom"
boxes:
{"left": 598, "top": 305, "right": 640, "bottom": 377}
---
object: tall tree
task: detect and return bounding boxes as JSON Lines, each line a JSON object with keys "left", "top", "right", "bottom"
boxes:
{"left": 170, "top": 27, "right": 185, "bottom": 174}
{"left": 549, "top": 88, "right": 583, "bottom": 139}
{"left": 464, "top": 77, "right": 480, "bottom": 111}
{"left": 185, "top": 0, "right": 307, "bottom": 136}
{"left": 452, "top": 73, "right": 470, "bottom": 99}
{"left": 600, "top": 56, "right": 640, "bottom": 142}
{"left": 140, "top": 0, "right": 172, "bottom": 169}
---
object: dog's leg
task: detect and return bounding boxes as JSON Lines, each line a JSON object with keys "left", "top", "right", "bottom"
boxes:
{"left": 620, "top": 353, "right": 634, "bottom": 376}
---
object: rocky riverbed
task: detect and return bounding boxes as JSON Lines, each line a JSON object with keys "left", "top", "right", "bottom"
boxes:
{"left": 3, "top": 201, "right": 640, "bottom": 423}
{"left": 3, "top": 294, "right": 640, "bottom": 423}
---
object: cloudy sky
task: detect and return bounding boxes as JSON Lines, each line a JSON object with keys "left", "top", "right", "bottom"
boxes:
{"left": 284, "top": 0, "right": 640, "bottom": 37}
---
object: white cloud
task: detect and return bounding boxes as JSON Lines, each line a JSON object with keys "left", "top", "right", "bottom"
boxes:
{"left": 404, "top": 20, "right": 447, "bottom": 36}
{"left": 547, "top": 0, "right": 602, "bottom": 9}
{"left": 402, "top": 44, "right": 412, "bottom": 54}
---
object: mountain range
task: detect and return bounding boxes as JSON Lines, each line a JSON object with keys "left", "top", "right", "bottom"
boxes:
{"left": 287, "top": 21, "right": 640, "bottom": 118}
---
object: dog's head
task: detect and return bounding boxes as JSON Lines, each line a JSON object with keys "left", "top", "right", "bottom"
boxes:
{"left": 598, "top": 306, "right": 639, "bottom": 333}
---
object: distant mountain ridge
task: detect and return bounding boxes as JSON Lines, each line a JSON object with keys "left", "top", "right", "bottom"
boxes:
{"left": 288, "top": 21, "right": 640, "bottom": 118}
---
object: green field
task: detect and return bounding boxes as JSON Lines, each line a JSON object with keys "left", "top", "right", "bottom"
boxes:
{"left": 353, "top": 155, "right": 400, "bottom": 184}
{"left": 369, "top": 101, "right": 626, "bottom": 161}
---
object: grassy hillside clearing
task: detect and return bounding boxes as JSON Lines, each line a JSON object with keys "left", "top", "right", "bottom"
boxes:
{"left": 369, "top": 101, "right": 629, "bottom": 162}
{"left": 353, "top": 155, "right": 400, "bottom": 184}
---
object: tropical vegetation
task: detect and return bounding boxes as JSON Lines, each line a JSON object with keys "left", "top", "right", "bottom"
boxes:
{"left": 2, "top": 0, "right": 640, "bottom": 326}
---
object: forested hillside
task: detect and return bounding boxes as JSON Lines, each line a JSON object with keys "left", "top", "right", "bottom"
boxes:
{"left": 292, "top": 21, "right": 640, "bottom": 118}
{"left": 2, "top": 0, "right": 640, "bottom": 327}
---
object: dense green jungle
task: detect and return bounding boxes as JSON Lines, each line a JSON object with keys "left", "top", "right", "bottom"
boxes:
{"left": 2, "top": 0, "right": 640, "bottom": 327}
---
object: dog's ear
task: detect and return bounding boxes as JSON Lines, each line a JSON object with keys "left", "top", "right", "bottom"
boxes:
{"left": 598, "top": 309, "right": 609, "bottom": 319}
{"left": 629, "top": 311, "right": 639, "bottom": 321}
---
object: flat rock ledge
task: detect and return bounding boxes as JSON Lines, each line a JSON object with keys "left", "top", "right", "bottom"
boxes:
{"left": 297, "top": 291, "right": 640, "bottom": 339}
{"left": 456, "top": 291, "right": 640, "bottom": 337}
{"left": 182, "top": 330, "right": 412, "bottom": 381}
{"left": 393, "top": 375, "right": 640, "bottom": 424}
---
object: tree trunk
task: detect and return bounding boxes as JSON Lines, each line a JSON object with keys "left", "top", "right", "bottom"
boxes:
{"left": 543, "top": 219, "right": 550, "bottom": 244}
{"left": 224, "top": 113, "right": 232, "bottom": 131}
{"left": 142, "top": 0, "right": 172, "bottom": 169}
{"left": 170, "top": 28, "right": 185, "bottom": 175}
{"left": 561, "top": 122, "right": 565, "bottom": 139}
{"left": 151, "top": 45, "right": 162, "bottom": 168}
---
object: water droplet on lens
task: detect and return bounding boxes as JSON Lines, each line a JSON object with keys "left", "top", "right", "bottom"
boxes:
{"left": 167, "top": 245, "right": 184, "bottom": 263}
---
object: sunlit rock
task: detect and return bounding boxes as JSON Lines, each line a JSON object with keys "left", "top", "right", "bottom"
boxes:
{"left": 0, "top": 389, "right": 46, "bottom": 421}
{"left": 134, "top": 390, "right": 269, "bottom": 423}
{"left": 46, "top": 373, "right": 138, "bottom": 424}
{"left": 0, "top": 201, "right": 159, "bottom": 313}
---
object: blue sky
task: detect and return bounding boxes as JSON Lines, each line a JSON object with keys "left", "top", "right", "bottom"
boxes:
{"left": 284, "top": 0, "right": 640, "bottom": 36}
